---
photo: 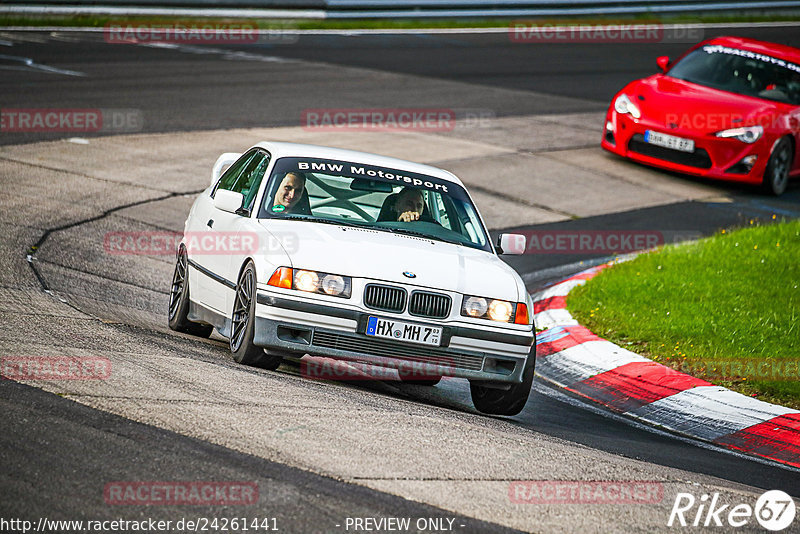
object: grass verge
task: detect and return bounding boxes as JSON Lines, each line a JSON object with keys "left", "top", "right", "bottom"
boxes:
{"left": 568, "top": 218, "right": 800, "bottom": 410}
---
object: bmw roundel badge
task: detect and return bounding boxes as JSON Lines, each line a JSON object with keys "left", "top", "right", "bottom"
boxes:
{"left": 403, "top": 271, "right": 416, "bottom": 279}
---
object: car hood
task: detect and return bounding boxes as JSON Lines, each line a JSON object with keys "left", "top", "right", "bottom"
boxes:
{"left": 631, "top": 75, "right": 787, "bottom": 133}
{"left": 258, "top": 220, "right": 523, "bottom": 302}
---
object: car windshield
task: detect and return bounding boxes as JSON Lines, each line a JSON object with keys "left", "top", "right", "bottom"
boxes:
{"left": 257, "top": 157, "right": 492, "bottom": 252}
{"left": 667, "top": 44, "right": 800, "bottom": 105}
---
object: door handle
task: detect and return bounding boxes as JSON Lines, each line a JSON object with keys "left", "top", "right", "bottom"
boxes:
{"left": 207, "top": 219, "right": 214, "bottom": 228}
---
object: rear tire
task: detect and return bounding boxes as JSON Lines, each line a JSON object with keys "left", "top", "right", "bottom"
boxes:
{"left": 230, "top": 261, "right": 282, "bottom": 370}
{"left": 168, "top": 246, "right": 213, "bottom": 337}
{"left": 470, "top": 348, "right": 535, "bottom": 416}
{"left": 762, "top": 137, "right": 793, "bottom": 196}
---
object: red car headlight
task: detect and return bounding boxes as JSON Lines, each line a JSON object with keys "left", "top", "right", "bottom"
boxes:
{"left": 614, "top": 93, "right": 641, "bottom": 119}
{"left": 715, "top": 126, "right": 763, "bottom": 144}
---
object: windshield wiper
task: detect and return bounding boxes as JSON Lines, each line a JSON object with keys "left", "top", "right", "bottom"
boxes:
{"left": 281, "top": 215, "right": 365, "bottom": 229}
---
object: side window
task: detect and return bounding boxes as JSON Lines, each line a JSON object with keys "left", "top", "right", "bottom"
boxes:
{"left": 213, "top": 151, "right": 256, "bottom": 197}
{"left": 234, "top": 152, "right": 271, "bottom": 210}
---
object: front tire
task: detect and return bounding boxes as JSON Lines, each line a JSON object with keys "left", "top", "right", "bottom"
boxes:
{"left": 168, "top": 246, "right": 213, "bottom": 337}
{"left": 230, "top": 261, "right": 282, "bottom": 370}
{"left": 762, "top": 137, "right": 793, "bottom": 196}
{"left": 470, "top": 348, "right": 535, "bottom": 416}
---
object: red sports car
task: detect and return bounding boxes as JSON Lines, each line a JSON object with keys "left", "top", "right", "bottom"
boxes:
{"left": 602, "top": 36, "right": 800, "bottom": 195}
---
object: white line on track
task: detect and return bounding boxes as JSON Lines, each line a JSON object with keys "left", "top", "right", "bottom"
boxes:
{"left": 139, "top": 42, "right": 289, "bottom": 63}
{"left": 0, "top": 53, "right": 85, "bottom": 76}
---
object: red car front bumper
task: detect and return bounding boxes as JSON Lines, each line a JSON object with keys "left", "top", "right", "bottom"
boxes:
{"left": 601, "top": 109, "right": 774, "bottom": 186}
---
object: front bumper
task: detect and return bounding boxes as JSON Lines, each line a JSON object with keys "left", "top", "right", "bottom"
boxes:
{"left": 254, "top": 292, "right": 535, "bottom": 384}
{"left": 601, "top": 109, "right": 772, "bottom": 185}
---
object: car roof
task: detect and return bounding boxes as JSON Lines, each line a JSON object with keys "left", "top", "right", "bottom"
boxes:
{"left": 704, "top": 36, "right": 800, "bottom": 65}
{"left": 252, "top": 141, "right": 465, "bottom": 187}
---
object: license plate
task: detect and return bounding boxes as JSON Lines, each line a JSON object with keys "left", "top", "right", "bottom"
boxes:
{"left": 366, "top": 316, "right": 442, "bottom": 347}
{"left": 644, "top": 130, "right": 695, "bottom": 153}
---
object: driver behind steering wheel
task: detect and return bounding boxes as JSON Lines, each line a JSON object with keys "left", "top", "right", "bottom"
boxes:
{"left": 394, "top": 187, "right": 426, "bottom": 222}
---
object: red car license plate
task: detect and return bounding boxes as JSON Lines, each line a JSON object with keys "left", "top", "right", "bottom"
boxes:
{"left": 645, "top": 130, "right": 695, "bottom": 153}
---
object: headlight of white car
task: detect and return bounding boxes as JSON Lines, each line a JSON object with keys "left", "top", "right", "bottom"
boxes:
{"left": 461, "top": 295, "right": 530, "bottom": 325}
{"left": 613, "top": 93, "right": 641, "bottom": 119}
{"left": 267, "top": 267, "right": 352, "bottom": 298}
{"left": 715, "top": 125, "right": 763, "bottom": 144}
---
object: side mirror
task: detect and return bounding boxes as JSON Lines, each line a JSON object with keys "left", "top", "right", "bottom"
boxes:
{"left": 211, "top": 152, "right": 242, "bottom": 187}
{"left": 496, "top": 233, "right": 526, "bottom": 255}
{"left": 656, "top": 56, "right": 670, "bottom": 73}
{"left": 214, "top": 190, "right": 245, "bottom": 214}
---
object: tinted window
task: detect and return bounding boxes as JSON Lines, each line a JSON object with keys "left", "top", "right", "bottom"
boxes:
{"left": 213, "top": 150, "right": 256, "bottom": 197}
{"left": 668, "top": 44, "right": 800, "bottom": 105}
{"left": 231, "top": 152, "right": 271, "bottom": 210}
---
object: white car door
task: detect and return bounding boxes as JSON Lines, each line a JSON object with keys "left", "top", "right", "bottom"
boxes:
{"left": 202, "top": 150, "right": 271, "bottom": 314}
{"left": 190, "top": 150, "right": 256, "bottom": 312}
{"left": 185, "top": 191, "right": 215, "bottom": 309}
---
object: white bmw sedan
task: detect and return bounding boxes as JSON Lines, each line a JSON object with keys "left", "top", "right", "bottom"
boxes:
{"left": 169, "top": 142, "right": 536, "bottom": 415}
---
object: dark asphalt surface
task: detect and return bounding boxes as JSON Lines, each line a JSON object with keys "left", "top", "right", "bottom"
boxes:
{"left": 0, "top": 378, "right": 523, "bottom": 533}
{"left": 2, "top": 25, "right": 800, "bottom": 146}
{"left": 2, "top": 25, "right": 800, "bottom": 531}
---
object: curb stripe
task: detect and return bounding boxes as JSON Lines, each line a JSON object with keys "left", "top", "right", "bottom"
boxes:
{"left": 569, "top": 361, "right": 712, "bottom": 413}
{"left": 532, "top": 309, "right": 577, "bottom": 330}
{"left": 537, "top": 340, "right": 650, "bottom": 388}
{"left": 714, "top": 413, "right": 800, "bottom": 469}
{"left": 531, "top": 278, "right": 587, "bottom": 301}
{"left": 628, "top": 386, "right": 798, "bottom": 442}
{"left": 536, "top": 264, "right": 609, "bottom": 289}
{"left": 536, "top": 325, "right": 602, "bottom": 357}
{"left": 533, "top": 295, "right": 566, "bottom": 314}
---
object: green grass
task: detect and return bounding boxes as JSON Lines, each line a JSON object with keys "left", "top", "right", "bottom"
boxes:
{"left": 1, "top": 13, "right": 799, "bottom": 29}
{"left": 568, "top": 219, "right": 800, "bottom": 410}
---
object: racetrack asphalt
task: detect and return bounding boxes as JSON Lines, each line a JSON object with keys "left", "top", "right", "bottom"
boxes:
{"left": 2, "top": 379, "right": 523, "bottom": 534}
{"left": 1, "top": 27, "right": 799, "bottom": 533}
{"left": 2, "top": 24, "right": 800, "bottom": 146}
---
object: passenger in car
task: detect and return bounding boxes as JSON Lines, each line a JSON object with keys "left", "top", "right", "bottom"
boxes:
{"left": 272, "top": 172, "right": 311, "bottom": 214}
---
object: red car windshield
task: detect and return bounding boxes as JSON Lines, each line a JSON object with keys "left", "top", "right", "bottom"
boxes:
{"left": 667, "top": 44, "right": 800, "bottom": 105}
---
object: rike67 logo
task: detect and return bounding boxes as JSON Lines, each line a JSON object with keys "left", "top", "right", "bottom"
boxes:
{"left": 668, "top": 490, "right": 796, "bottom": 531}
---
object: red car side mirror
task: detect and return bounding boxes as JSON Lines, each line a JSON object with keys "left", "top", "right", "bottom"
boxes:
{"left": 656, "top": 56, "right": 670, "bottom": 73}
